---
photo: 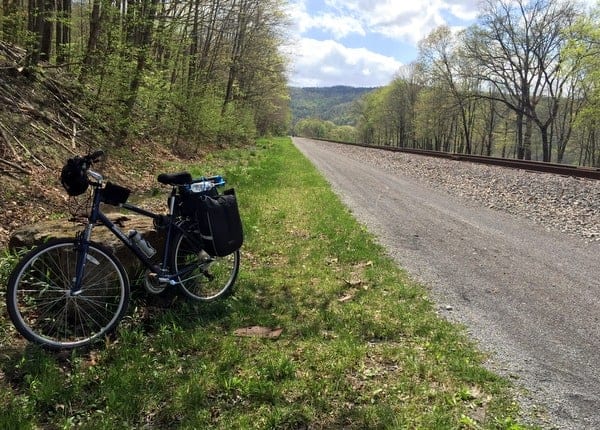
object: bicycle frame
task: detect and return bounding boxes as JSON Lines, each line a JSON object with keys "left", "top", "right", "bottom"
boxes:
{"left": 70, "top": 180, "right": 198, "bottom": 294}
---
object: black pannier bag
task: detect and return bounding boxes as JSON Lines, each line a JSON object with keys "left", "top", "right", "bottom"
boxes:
{"left": 177, "top": 186, "right": 218, "bottom": 218}
{"left": 180, "top": 188, "right": 243, "bottom": 257}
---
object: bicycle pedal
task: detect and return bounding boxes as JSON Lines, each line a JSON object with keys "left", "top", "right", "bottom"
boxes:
{"left": 158, "top": 277, "right": 177, "bottom": 285}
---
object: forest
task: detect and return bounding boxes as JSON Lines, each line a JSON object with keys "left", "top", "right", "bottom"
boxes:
{"left": 294, "top": 0, "right": 600, "bottom": 167}
{"left": 0, "top": 0, "right": 291, "bottom": 153}
{"left": 2, "top": 0, "right": 600, "bottom": 167}
{"left": 290, "top": 86, "right": 374, "bottom": 143}
{"left": 290, "top": 86, "right": 374, "bottom": 125}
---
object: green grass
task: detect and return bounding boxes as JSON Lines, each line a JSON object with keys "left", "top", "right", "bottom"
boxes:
{"left": 0, "top": 137, "right": 532, "bottom": 429}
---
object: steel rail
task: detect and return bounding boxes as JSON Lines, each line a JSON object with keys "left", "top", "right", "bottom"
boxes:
{"left": 311, "top": 139, "right": 600, "bottom": 180}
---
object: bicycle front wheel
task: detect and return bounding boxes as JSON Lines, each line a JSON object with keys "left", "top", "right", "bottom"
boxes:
{"left": 6, "top": 239, "right": 130, "bottom": 350}
{"left": 171, "top": 231, "right": 239, "bottom": 301}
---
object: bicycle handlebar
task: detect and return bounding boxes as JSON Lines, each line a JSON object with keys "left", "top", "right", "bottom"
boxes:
{"left": 84, "top": 150, "right": 105, "bottom": 165}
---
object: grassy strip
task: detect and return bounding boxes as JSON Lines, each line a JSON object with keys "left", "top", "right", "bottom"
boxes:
{"left": 0, "top": 137, "right": 530, "bottom": 429}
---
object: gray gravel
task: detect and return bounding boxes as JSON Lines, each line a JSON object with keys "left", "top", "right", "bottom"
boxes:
{"left": 293, "top": 137, "right": 600, "bottom": 430}
{"left": 342, "top": 144, "right": 600, "bottom": 242}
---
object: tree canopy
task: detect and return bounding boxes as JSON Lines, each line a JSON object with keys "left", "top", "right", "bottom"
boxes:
{"left": 0, "top": 0, "right": 291, "bottom": 150}
{"left": 292, "top": 0, "right": 600, "bottom": 167}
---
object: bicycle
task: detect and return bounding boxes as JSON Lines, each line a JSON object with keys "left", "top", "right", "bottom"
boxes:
{"left": 5, "top": 150, "right": 243, "bottom": 350}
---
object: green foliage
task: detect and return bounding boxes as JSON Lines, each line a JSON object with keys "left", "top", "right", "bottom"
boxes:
{"left": 294, "top": 117, "right": 332, "bottom": 138}
{"left": 0, "top": 247, "right": 27, "bottom": 348}
{"left": 1, "top": 0, "right": 290, "bottom": 148}
{"left": 0, "top": 8, "right": 29, "bottom": 45}
{"left": 563, "top": 6, "right": 600, "bottom": 124}
{"left": 0, "top": 138, "right": 530, "bottom": 429}
{"left": 294, "top": 118, "right": 357, "bottom": 142}
{"left": 290, "top": 86, "right": 375, "bottom": 126}
{"left": 328, "top": 124, "right": 357, "bottom": 142}
{"left": 155, "top": 93, "right": 259, "bottom": 152}
{"left": 0, "top": 247, "right": 24, "bottom": 287}
{"left": 219, "top": 102, "right": 257, "bottom": 144}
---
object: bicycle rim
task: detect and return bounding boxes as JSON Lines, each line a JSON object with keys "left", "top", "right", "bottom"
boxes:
{"left": 172, "top": 232, "right": 239, "bottom": 301}
{"left": 7, "top": 239, "right": 129, "bottom": 349}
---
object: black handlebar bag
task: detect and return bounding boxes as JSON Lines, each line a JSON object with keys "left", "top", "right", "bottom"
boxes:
{"left": 197, "top": 189, "right": 243, "bottom": 257}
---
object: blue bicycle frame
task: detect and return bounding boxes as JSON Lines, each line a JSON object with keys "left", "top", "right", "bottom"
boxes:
{"left": 70, "top": 182, "right": 193, "bottom": 294}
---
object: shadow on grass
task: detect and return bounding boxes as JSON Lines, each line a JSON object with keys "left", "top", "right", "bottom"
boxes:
{"left": 0, "top": 278, "right": 241, "bottom": 380}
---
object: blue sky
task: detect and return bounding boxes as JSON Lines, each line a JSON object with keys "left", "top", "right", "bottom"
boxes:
{"left": 285, "top": 0, "right": 598, "bottom": 88}
{"left": 285, "top": 0, "right": 482, "bottom": 88}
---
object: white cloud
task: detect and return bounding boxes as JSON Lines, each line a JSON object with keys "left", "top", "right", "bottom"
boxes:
{"left": 286, "top": 1, "right": 313, "bottom": 34}
{"left": 320, "top": 0, "right": 478, "bottom": 43}
{"left": 288, "top": 38, "right": 402, "bottom": 87}
{"left": 302, "top": 0, "right": 478, "bottom": 43}
{"left": 445, "top": 1, "right": 480, "bottom": 21}
{"left": 286, "top": 0, "right": 365, "bottom": 39}
{"left": 285, "top": 0, "right": 483, "bottom": 86}
{"left": 313, "top": 14, "right": 366, "bottom": 39}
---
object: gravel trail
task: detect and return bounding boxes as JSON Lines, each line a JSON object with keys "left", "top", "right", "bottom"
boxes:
{"left": 293, "top": 137, "right": 600, "bottom": 430}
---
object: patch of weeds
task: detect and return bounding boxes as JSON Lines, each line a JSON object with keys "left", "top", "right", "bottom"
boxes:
{"left": 0, "top": 138, "right": 531, "bottom": 429}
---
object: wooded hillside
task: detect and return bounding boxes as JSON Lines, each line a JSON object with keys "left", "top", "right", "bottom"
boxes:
{"left": 290, "top": 86, "right": 375, "bottom": 143}
{"left": 290, "top": 86, "right": 375, "bottom": 126}
{"left": 0, "top": 0, "right": 291, "bottom": 247}
{"left": 0, "top": 0, "right": 290, "bottom": 148}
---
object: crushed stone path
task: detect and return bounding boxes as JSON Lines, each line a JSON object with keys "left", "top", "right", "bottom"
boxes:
{"left": 293, "top": 137, "right": 600, "bottom": 430}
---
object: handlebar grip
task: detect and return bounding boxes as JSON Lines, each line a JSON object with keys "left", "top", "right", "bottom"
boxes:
{"left": 86, "top": 150, "right": 105, "bottom": 164}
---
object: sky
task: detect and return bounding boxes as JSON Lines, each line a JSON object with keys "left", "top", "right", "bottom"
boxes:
{"left": 285, "top": 0, "right": 482, "bottom": 88}
{"left": 285, "top": 0, "right": 598, "bottom": 88}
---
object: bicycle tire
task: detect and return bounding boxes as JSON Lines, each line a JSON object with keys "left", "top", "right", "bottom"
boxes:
{"left": 6, "top": 238, "right": 130, "bottom": 350}
{"left": 170, "top": 229, "right": 239, "bottom": 301}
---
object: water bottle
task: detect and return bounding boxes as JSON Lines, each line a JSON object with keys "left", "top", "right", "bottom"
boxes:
{"left": 128, "top": 230, "right": 156, "bottom": 258}
{"left": 190, "top": 181, "right": 213, "bottom": 193}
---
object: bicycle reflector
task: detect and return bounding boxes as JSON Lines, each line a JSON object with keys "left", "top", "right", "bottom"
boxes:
{"left": 60, "top": 156, "right": 89, "bottom": 196}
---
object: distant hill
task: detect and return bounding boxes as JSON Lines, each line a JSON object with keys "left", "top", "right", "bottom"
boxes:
{"left": 289, "top": 86, "right": 376, "bottom": 126}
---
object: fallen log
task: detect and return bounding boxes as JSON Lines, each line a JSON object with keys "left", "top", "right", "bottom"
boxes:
{"left": 9, "top": 214, "right": 166, "bottom": 278}
{"left": 0, "top": 157, "right": 30, "bottom": 175}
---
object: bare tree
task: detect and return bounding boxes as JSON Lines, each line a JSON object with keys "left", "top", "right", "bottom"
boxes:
{"left": 419, "top": 26, "right": 481, "bottom": 154}
{"left": 464, "top": 0, "right": 581, "bottom": 161}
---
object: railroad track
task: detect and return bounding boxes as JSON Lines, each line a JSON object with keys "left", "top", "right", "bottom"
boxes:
{"left": 313, "top": 139, "right": 600, "bottom": 180}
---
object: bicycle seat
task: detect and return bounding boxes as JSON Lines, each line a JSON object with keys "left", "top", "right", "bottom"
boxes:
{"left": 157, "top": 172, "right": 193, "bottom": 186}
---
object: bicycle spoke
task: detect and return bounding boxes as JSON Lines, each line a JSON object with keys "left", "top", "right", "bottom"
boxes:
{"left": 7, "top": 240, "right": 129, "bottom": 349}
{"left": 171, "top": 231, "right": 239, "bottom": 301}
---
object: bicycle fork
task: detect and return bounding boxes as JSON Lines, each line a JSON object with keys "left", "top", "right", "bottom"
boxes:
{"left": 71, "top": 223, "right": 95, "bottom": 296}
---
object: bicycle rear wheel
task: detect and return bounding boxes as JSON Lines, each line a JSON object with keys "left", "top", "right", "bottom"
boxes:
{"left": 6, "top": 239, "right": 129, "bottom": 350}
{"left": 171, "top": 230, "right": 239, "bottom": 301}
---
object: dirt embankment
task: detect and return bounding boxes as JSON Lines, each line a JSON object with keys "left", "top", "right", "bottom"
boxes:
{"left": 0, "top": 42, "right": 198, "bottom": 250}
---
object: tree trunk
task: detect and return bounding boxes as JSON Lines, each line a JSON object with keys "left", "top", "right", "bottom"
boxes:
{"left": 223, "top": 0, "right": 250, "bottom": 113}
{"left": 516, "top": 111, "right": 525, "bottom": 159}
{"left": 118, "top": 0, "right": 159, "bottom": 143}
{"left": 27, "top": 0, "right": 41, "bottom": 65}
{"left": 55, "top": 0, "right": 71, "bottom": 65}
{"left": 38, "top": 0, "right": 53, "bottom": 62}
{"left": 523, "top": 116, "right": 532, "bottom": 160}
{"left": 540, "top": 125, "right": 550, "bottom": 162}
{"left": 187, "top": 0, "right": 200, "bottom": 90}
{"left": 79, "top": 0, "right": 102, "bottom": 83}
